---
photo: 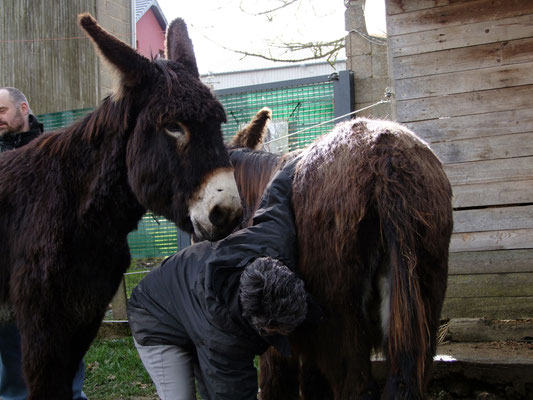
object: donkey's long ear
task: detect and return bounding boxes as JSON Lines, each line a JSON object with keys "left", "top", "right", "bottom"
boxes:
{"left": 78, "top": 13, "right": 152, "bottom": 90}
{"left": 230, "top": 107, "right": 272, "bottom": 150}
{"left": 165, "top": 18, "right": 199, "bottom": 77}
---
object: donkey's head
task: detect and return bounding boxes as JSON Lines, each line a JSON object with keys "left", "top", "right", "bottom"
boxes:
{"left": 79, "top": 14, "right": 242, "bottom": 241}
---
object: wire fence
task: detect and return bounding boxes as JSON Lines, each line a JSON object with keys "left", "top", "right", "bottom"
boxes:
{"left": 218, "top": 77, "right": 337, "bottom": 154}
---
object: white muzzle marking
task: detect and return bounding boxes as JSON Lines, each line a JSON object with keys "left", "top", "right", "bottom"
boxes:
{"left": 189, "top": 169, "right": 242, "bottom": 241}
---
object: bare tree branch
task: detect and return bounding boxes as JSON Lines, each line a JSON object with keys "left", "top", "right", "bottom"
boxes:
{"left": 216, "top": 37, "right": 345, "bottom": 64}
{"left": 239, "top": 0, "right": 300, "bottom": 16}
{"left": 192, "top": 1, "right": 347, "bottom": 68}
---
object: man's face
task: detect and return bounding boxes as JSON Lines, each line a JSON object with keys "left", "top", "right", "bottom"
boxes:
{"left": 0, "top": 90, "right": 27, "bottom": 136}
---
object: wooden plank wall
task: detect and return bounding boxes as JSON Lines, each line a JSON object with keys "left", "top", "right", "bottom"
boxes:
{"left": 386, "top": 0, "right": 533, "bottom": 318}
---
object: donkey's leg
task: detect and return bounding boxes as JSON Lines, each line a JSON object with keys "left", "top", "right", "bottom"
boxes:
{"left": 18, "top": 309, "right": 76, "bottom": 400}
{"left": 8, "top": 257, "right": 76, "bottom": 400}
{"left": 298, "top": 361, "right": 333, "bottom": 400}
{"left": 300, "top": 316, "right": 378, "bottom": 400}
{"left": 259, "top": 348, "right": 299, "bottom": 400}
{"left": 338, "top": 332, "right": 379, "bottom": 400}
{"left": 67, "top": 313, "right": 107, "bottom": 397}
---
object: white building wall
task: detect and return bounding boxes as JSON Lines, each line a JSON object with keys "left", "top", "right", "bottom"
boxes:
{"left": 201, "top": 60, "right": 346, "bottom": 90}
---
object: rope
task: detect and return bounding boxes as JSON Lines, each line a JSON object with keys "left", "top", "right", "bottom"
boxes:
{"left": 263, "top": 93, "right": 392, "bottom": 147}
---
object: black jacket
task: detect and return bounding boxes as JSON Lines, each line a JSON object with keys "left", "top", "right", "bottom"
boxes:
{"left": 128, "top": 157, "right": 314, "bottom": 399}
{"left": 0, "top": 114, "right": 43, "bottom": 153}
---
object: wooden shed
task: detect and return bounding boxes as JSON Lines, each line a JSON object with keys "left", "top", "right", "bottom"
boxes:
{"left": 384, "top": 0, "right": 533, "bottom": 319}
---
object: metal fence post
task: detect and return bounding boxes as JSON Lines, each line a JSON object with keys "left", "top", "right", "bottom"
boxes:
{"left": 332, "top": 70, "right": 354, "bottom": 122}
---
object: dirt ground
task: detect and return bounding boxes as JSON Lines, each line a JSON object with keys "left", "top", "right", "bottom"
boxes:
{"left": 426, "top": 377, "right": 532, "bottom": 400}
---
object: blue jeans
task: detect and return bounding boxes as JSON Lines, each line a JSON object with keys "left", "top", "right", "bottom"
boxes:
{"left": 0, "top": 323, "right": 87, "bottom": 400}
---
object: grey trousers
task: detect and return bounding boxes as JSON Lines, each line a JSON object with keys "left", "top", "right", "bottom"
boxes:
{"left": 134, "top": 339, "right": 207, "bottom": 400}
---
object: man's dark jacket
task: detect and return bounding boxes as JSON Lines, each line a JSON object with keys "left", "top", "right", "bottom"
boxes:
{"left": 128, "top": 157, "right": 309, "bottom": 400}
{"left": 0, "top": 114, "right": 43, "bottom": 153}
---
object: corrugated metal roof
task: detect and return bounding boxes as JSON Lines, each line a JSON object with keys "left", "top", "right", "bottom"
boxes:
{"left": 201, "top": 60, "right": 347, "bottom": 90}
{"left": 135, "top": 0, "right": 167, "bottom": 28}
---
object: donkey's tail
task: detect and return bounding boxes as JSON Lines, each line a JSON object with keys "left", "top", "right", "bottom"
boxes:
{"left": 373, "top": 140, "right": 452, "bottom": 398}
{"left": 381, "top": 218, "right": 428, "bottom": 398}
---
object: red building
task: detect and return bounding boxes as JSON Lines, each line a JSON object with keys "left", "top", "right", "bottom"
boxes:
{"left": 135, "top": 0, "right": 167, "bottom": 59}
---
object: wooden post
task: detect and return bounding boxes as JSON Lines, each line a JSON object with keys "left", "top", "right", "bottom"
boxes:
{"left": 111, "top": 277, "right": 128, "bottom": 320}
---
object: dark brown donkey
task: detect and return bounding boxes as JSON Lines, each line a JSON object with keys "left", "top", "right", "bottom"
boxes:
{"left": 0, "top": 14, "right": 242, "bottom": 399}
{"left": 229, "top": 109, "right": 453, "bottom": 399}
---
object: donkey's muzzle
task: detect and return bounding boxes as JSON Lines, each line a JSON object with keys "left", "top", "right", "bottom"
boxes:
{"left": 189, "top": 168, "right": 243, "bottom": 241}
{"left": 209, "top": 204, "right": 243, "bottom": 229}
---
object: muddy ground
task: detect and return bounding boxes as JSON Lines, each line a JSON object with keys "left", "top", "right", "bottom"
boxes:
{"left": 425, "top": 341, "right": 533, "bottom": 399}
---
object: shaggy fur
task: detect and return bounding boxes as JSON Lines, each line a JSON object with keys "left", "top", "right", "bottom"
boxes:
{"left": 228, "top": 111, "right": 453, "bottom": 399}
{"left": 229, "top": 107, "right": 271, "bottom": 151}
{"left": 0, "top": 14, "right": 239, "bottom": 400}
{"left": 240, "top": 257, "right": 308, "bottom": 335}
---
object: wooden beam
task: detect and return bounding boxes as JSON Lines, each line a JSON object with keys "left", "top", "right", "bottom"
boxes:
{"left": 407, "top": 109, "right": 533, "bottom": 143}
{"left": 387, "top": 0, "right": 479, "bottom": 16}
{"left": 396, "top": 85, "right": 533, "bottom": 123}
{"left": 449, "top": 249, "right": 533, "bottom": 275}
{"left": 450, "top": 228, "right": 533, "bottom": 252}
{"left": 395, "top": 62, "right": 533, "bottom": 101}
{"left": 445, "top": 156, "right": 533, "bottom": 186}
{"left": 446, "top": 273, "right": 533, "bottom": 298}
{"left": 453, "top": 206, "right": 533, "bottom": 234}
{"left": 388, "top": 0, "right": 533, "bottom": 36}
{"left": 432, "top": 132, "right": 533, "bottom": 164}
{"left": 393, "top": 38, "right": 533, "bottom": 79}
{"left": 452, "top": 180, "right": 533, "bottom": 209}
{"left": 389, "top": 14, "right": 533, "bottom": 57}
{"left": 442, "top": 296, "right": 533, "bottom": 319}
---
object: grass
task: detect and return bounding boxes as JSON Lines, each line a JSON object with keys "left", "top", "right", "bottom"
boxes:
{"left": 84, "top": 337, "right": 158, "bottom": 399}
{"left": 84, "top": 337, "right": 261, "bottom": 399}
{"left": 86, "top": 259, "right": 164, "bottom": 398}
{"left": 124, "top": 258, "right": 165, "bottom": 299}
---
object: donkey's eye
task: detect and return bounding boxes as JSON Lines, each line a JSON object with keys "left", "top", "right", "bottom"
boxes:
{"left": 165, "top": 123, "right": 187, "bottom": 140}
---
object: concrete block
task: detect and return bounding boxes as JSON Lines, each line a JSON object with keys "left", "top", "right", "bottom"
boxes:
{"left": 109, "top": 17, "right": 131, "bottom": 42}
{"left": 347, "top": 31, "right": 371, "bottom": 56}
{"left": 372, "top": 52, "right": 390, "bottom": 77}
{"left": 98, "top": 67, "right": 115, "bottom": 100}
{"left": 95, "top": 14, "right": 113, "bottom": 31}
{"left": 347, "top": 55, "right": 372, "bottom": 79}
{"left": 106, "top": 0, "right": 129, "bottom": 22}
{"left": 354, "top": 76, "right": 390, "bottom": 103}
{"left": 345, "top": 1, "right": 366, "bottom": 31}
{"left": 371, "top": 41, "right": 389, "bottom": 54}
{"left": 96, "top": 0, "right": 131, "bottom": 42}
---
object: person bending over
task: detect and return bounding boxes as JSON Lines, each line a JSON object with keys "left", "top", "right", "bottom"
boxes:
{"left": 128, "top": 157, "right": 323, "bottom": 400}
